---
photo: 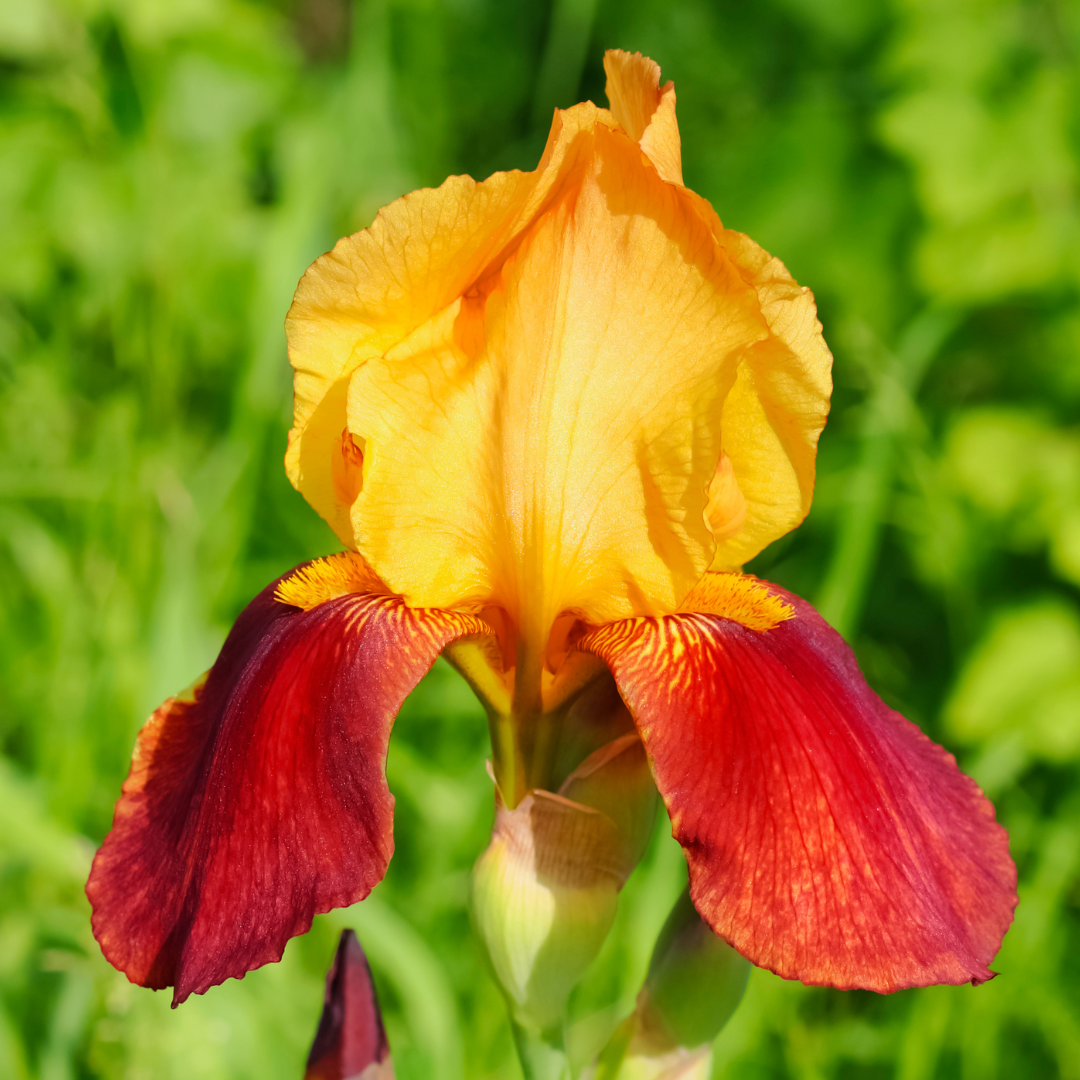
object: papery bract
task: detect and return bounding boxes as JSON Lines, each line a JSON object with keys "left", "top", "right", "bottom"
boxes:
{"left": 472, "top": 734, "right": 657, "bottom": 1032}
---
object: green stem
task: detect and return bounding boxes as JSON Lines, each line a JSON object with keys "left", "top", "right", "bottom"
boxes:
{"left": 492, "top": 710, "right": 528, "bottom": 808}
{"left": 509, "top": 638, "right": 546, "bottom": 805}
{"left": 815, "top": 306, "right": 961, "bottom": 639}
{"left": 531, "top": 0, "right": 601, "bottom": 132}
{"left": 590, "top": 1016, "right": 634, "bottom": 1080}
{"left": 442, "top": 638, "right": 526, "bottom": 805}
{"left": 511, "top": 1020, "right": 572, "bottom": 1080}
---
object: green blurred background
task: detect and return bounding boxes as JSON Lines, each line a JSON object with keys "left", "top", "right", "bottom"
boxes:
{"left": 1, "top": 0, "right": 1078, "bottom": 1076}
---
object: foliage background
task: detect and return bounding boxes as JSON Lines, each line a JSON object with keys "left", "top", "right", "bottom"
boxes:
{"left": 1, "top": 0, "right": 1078, "bottom": 1076}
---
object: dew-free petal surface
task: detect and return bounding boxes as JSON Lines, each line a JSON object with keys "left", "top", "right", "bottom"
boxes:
{"left": 603, "top": 49, "right": 684, "bottom": 185}
{"left": 285, "top": 103, "right": 612, "bottom": 546}
{"left": 289, "top": 52, "right": 831, "bottom": 617}
{"left": 709, "top": 232, "right": 833, "bottom": 569}
{"left": 582, "top": 577, "right": 1017, "bottom": 991}
{"left": 348, "top": 123, "right": 766, "bottom": 640}
{"left": 87, "top": 568, "right": 486, "bottom": 1004}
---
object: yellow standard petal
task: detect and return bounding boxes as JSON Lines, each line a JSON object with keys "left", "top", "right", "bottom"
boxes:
{"left": 604, "top": 49, "right": 684, "bottom": 185}
{"left": 709, "top": 229, "right": 833, "bottom": 570}
{"left": 347, "top": 119, "right": 766, "bottom": 648}
{"left": 285, "top": 102, "right": 607, "bottom": 546}
{"left": 286, "top": 52, "right": 833, "bottom": 661}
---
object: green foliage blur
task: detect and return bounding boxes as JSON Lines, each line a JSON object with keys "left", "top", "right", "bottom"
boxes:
{"left": 1, "top": 0, "right": 1078, "bottom": 1076}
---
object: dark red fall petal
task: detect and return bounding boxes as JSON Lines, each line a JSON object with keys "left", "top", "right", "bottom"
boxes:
{"left": 87, "top": 567, "right": 486, "bottom": 1005}
{"left": 581, "top": 579, "right": 1017, "bottom": 992}
{"left": 306, "top": 929, "right": 391, "bottom": 1080}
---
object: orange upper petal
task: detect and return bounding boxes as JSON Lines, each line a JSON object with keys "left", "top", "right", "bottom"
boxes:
{"left": 347, "top": 122, "right": 766, "bottom": 639}
{"left": 603, "top": 49, "right": 684, "bottom": 185}
{"left": 603, "top": 49, "right": 833, "bottom": 554}
{"left": 708, "top": 230, "right": 833, "bottom": 569}
{"left": 286, "top": 55, "right": 832, "bottom": 640}
{"left": 285, "top": 105, "right": 609, "bottom": 546}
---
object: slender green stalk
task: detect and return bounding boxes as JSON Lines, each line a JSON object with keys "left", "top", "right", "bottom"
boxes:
{"left": 490, "top": 710, "right": 527, "bottom": 808}
{"left": 511, "top": 1020, "right": 572, "bottom": 1080}
{"left": 590, "top": 1016, "right": 634, "bottom": 1080}
{"left": 815, "top": 306, "right": 961, "bottom": 638}
{"left": 531, "top": 0, "right": 601, "bottom": 131}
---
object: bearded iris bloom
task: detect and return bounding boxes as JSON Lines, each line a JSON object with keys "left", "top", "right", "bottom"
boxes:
{"left": 87, "top": 51, "right": 1016, "bottom": 1014}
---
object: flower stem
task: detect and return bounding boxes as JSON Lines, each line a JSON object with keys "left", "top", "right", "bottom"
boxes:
{"left": 511, "top": 1020, "right": 572, "bottom": 1080}
{"left": 816, "top": 305, "right": 960, "bottom": 638}
{"left": 505, "top": 638, "right": 547, "bottom": 806}
{"left": 492, "top": 710, "right": 528, "bottom": 808}
{"left": 531, "top": 0, "right": 600, "bottom": 132}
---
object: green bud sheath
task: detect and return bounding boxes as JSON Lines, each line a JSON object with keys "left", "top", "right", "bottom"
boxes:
{"left": 472, "top": 735, "right": 658, "bottom": 1035}
{"left": 590, "top": 890, "right": 751, "bottom": 1079}
{"left": 639, "top": 889, "right": 751, "bottom": 1052}
{"left": 473, "top": 788, "right": 625, "bottom": 1033}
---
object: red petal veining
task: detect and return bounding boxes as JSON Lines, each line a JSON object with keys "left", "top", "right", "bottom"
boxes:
{"left": 581, "top": 581, "right": 1017, "bottom": 992}
{"left": 87, "top": 570, "right": 486, "bottom": 1004}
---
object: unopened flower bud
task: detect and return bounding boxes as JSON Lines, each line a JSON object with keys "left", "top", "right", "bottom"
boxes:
{"left": 472, "top": 736, "right": 657, "bottom": 1034}
{"left": 559, "top": 734, "right": 658, "bottom": 870}
{"left": 306, "top": 929, "right": 394, "bottom": 1080}
{"left": 637, "top": 889, "right": 750, "bottom": 1052}
{"left": 589, "top": 890, "right": 750, "bottom": 1080}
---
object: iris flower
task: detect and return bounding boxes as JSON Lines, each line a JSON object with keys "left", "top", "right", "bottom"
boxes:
{"left": 88, "top": 51, "right": 1016, "bottom": 1008}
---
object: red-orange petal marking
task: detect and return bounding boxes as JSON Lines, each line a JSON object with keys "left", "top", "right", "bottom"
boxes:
{"left": 581, "top": 578, "right": 1017, "bottom": 992}
{"left": 87, "top": 565, "right": 486, "bottom": 1005}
